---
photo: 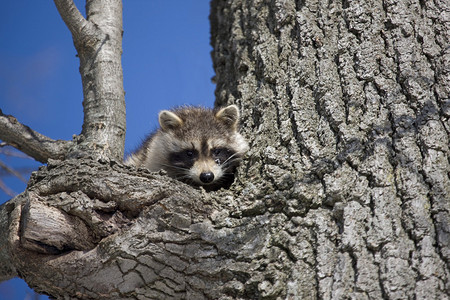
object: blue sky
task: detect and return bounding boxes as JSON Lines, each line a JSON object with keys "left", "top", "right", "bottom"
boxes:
{"left": 0, "top": 1, "right": 214, "bottom": 299}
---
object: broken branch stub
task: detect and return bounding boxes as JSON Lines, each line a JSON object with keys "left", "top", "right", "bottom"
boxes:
{"left": 20, "top": 198, "right": 96, "bottom": 254}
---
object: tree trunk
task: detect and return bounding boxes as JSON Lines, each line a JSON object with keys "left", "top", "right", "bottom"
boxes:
{"left": 0, "top": 0, "right": 449, "bottom": 299}
{"left": 211, "top": 0, "right": 449, "bottom": 298}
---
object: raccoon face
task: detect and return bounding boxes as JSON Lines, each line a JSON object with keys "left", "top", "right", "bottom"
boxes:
{"left": 158, "top": 105, "right": 248, "bottom": 189}
{"left": 167, "top": 144, "right": 237, "bottom": 185}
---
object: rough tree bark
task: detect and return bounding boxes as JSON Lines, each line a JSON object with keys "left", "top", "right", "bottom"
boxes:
{"left": 55, "top": 0, "right": 126, "bottom": 161}
{"left": 0, "top": 0, "right": 448, "bottom": 299}
{"left": 210, "top": 0, "right": 449, "bottom": 298}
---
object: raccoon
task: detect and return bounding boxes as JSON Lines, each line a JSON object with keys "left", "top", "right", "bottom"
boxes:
{"left": 126, "top": 105, "right": 249, "bottom": 190}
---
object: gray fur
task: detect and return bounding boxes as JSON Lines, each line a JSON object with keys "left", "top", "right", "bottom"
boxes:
{"left": 125, "top": 105, "right": 248, "bottom": 190}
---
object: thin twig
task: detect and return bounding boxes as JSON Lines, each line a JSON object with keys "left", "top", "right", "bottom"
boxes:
{"left": 0, "top": 179, "right": 16, "bottom": 197}
{"left": 0, "top": 160, "right": 27, "bottom": 183}
{"left": 0, "top": 146, "right": 34, "bottom": 159}
{"left": 0, "top": 166, "right": 36, "bottom": 177}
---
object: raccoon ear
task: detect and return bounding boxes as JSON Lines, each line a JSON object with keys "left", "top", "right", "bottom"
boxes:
{"left": 159, "top": 110, "right": 183, "bottom": 131}
{"left": 215, "top": 105, "right": 240, "bottom": 129}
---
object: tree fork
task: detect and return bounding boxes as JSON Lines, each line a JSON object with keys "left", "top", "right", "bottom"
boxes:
{"left": 54, "top": 0, "right": 126, "bottom": 161}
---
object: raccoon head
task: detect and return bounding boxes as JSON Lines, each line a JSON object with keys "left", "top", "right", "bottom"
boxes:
{"left": 157, "top": 105, "right": 248, "bottom": 190}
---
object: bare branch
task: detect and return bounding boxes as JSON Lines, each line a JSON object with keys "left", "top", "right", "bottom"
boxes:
{"left": 53, "top": 0, "right": 86, "bottom": 33}
{"left": 0, "top": 195, "right": 20, "bottom": 281}
{"left": 0, "top": 179, "right": 16, "bottom": 197}
{"left": 0, "top": 160, "right": 27, "bottom": 183}
{"left": 53, "top": 0, "right": 126, "bottom": 161}
{"left": 0, "top": 167, "right": 36, "bottom": 178}
{"left": 0, "top": 145, "right": 34, "bottom": 159}
{"left": 53, "top": 0, "right": 99, "bottom": 50}
{"left": 0, "top": 110, "right": 72, "bottom": 163}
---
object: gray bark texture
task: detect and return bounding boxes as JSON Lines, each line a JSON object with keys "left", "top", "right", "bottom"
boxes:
{"left": 54, "top": 0, "right": 126, "bottom": 161}
{"left": 0, "top": 0, "right": 449, "bottom": 299}
{"left": 211, "top": 0, "right": 450, "bottom": 298}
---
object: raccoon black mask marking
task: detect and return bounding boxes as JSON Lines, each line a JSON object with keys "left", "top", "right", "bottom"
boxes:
{"left": 125, "top": 105, "right": 249, "bottom": 190}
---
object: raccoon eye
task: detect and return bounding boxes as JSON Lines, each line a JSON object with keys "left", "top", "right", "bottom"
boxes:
{"left": 185, "top": 150, "right": 194, "bottom": 157}
{"left": 212, "top": 148, "right": 229, "bottom": 156}
{"left": 169, "top": 149, "right": 198, "bottom": 169}
{"left": 212, "top": 148, "right": 233, "bottom": 165}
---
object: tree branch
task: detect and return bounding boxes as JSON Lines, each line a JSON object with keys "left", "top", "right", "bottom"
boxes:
{"left": 0, "top": 110, "right": 71, "bottom": 163}
{"left": 0, "top": 197, "right": 20, "bottom": 282}
{"left": 53, "top": 0, "right": 99, "bottom": 50}
{"left": 0, "top": 180, "right": 16, "bottom": 197}
{"left": 0, "top": 160, "right": 27, "bottom": 183}
{"left": 54, "top": 0, "right": 126, "bottom": 161}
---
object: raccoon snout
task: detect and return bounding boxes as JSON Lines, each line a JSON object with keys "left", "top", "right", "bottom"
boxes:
{"left": 199, "top": 172, "right": 215, "bottom": 184}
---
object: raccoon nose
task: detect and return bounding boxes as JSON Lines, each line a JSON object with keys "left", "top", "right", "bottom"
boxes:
{"left": 199, "top": 172, "right": 214, "bottom": 184}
